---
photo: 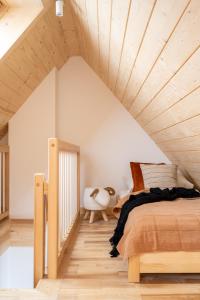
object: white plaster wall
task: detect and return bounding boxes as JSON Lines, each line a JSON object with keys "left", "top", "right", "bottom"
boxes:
{"left": 9, "top": 57, "right": 170, "bottom": 218}
{"left": 57, "top": 57, "right": 170, "bottom": 203}
{"left": 9, "top": 69, "right": 56, "bottom": 219}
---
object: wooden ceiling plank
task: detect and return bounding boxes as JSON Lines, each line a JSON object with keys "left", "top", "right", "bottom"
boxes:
{"left": 59, "top": 1, "right": 80, "bottom": 56}
{"left": 130, "top": 0, "right": 200, "bottom": 118}
{"left": 0, "top": 80, "right": 22, "bottom": 105}
{"left": 0, "top": 2, "right": 51, "bottom": 63}
{"left": 0, "top": 0, "right": 81, "bottom": 133}
{"left": 37, "top": 17, "right": 65, "bottom": 69}
{"left": 114, "top": 0, "right": 156, "bottom": 101}
{"left": 0, "top": 106, "right": 14, "bottom": 118}
{"left": 75, "top": 0, "right": 96, "bottom": 69}
{"left": 28, "top": 17, "right": 61, "bottom": 71}
{"left": 143, "top": 87, "right": 200, "bottom": 135}
{"left": 4, "top": 47, "right": 41, "bottom": 90}
{"left": 137, "top": 48, "right": 200, "bottom": 126}
{"left": 163, "top": 150, "right": 200, "bottom": 167}
{"left": 122, "top": 0, "right": 190, "bottom": 110}
{"left": 22, "top": 39, "right": 48, "bottom": 81}
{"left": 152, "top": 115, "right": 200, "bottom": 143}
{"left": 150, "top": 111, "right": 200, "bottom": 137}
{"left": 43, "top": 7, "right": 69, "bottom": 66}
{"left": 158, "top": 135, "right": 200, "bottom": 152}
{"left": 0, "top": 95, "right": 18, "bottom": 113}
{"left": 85, "top": 0, "right": 99, "bottom": 74}
{"left": 70, "top": 0, "right": 89, "bottom": 62}
{"left": 0, "top": 62, "right": 32, "bottom": 99}
{"left": 41, "top": 0, "right": 54, "bottom": 8}
{"left": 97, "top": 0, "right": 112, "bottom": 84}
{"left": 108, "top": 0, "right": 131, "bottom": 92}
{"left": 160, "top": 134, "right": 200, "bottom": 148}
{"left": 26, "top": 25, "right": 55, "bottom": 74}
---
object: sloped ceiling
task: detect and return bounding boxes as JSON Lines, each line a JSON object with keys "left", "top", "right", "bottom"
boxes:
{"left": 0, "top": 0, "right": 200, "bottom": 186}
{"left": 0, "top": 0, "right": 80, "bottom": 137}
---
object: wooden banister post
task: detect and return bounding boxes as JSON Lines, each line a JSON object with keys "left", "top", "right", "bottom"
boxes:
{"left": 48, "top": 138, "right": 59, "bottom": 279}
{"left": 77, "top": 152, "right": 80, "bottom": 215}
{"left": 34, "top": 174, "right": 45, "bottom": 287}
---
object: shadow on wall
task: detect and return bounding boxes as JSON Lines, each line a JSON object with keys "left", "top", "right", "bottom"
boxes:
{"left": 57, "top": 58, "right": 170, "bottom": 207}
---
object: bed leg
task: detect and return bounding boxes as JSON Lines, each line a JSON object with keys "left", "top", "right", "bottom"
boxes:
{"left": 128, "top": 256, "right": 140, "bottom": 283}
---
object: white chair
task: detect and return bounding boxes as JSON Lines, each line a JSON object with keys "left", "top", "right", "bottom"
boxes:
{"left": 83, "top": 187, "right": 115, "bottom": 223}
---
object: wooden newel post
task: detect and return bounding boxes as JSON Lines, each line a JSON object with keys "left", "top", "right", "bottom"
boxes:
{"left": 48, "top": 139, "right": 59, "bottom": 279}
{"left": 34, "top": 174, "right": 45, "bottom": 287}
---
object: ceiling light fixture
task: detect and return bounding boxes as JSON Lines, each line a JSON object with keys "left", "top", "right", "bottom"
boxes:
{"left": 55, "top": 0, "right": 63, "bottom": 17}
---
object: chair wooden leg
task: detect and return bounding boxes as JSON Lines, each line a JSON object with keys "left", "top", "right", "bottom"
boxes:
{"left": 84, "top": 210, "right": 90, "bottom": 220}
{"left": 101, "top": 210, "right": 108, "bottom": 222}
{"left": 89, "top": 211, "right": 95, "bottom": 224}
{"left": 128, "top": 256, "right": 140, "bottom": 283}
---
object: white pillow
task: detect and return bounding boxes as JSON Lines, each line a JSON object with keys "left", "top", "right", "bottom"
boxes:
{"left": 177, "top": 169, "right": 194, "bottom": 189}
{"left": 140, "top": 164, "right": 177, "bottom": 189}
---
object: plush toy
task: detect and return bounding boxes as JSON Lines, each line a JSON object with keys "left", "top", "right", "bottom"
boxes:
{"left": 83, "top": 187, "right": 115, "bottom": 223}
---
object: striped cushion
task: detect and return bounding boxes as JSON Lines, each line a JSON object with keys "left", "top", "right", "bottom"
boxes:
{"left": 140, "top": 164, "right": 177, "bottom": 189}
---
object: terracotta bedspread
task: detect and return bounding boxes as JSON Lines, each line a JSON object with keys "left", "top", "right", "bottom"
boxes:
{"left": 117, "top": 198, "right": 200, "bottom": 258}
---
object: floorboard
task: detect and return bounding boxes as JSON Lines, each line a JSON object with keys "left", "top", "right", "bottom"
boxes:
{"left": 1, "top": 218, "right": 200, "bottom": 299}
{"left": 38, "top": 218, "right": 200, "bottom": 299}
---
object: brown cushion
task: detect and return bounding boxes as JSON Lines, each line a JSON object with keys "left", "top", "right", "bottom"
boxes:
{"left": 130, "top": 162, "right": 144, "bottom": 192}
{"left": 130, "top": 162, "right": 165, "bottom": 192}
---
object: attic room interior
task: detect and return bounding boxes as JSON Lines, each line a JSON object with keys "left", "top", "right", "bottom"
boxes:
{"left": 0, "top": 0, "right": 200, "bottom": 298}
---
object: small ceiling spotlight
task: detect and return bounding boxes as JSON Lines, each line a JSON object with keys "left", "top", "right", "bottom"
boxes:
{"left": 55, "top": 0, "right": 64, "bottom": 17}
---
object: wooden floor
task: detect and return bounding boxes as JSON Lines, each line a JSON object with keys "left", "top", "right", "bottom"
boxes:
{"left": 0, "top": 218, "right": 33, "bottom": 252}
{"left": 1, "top": 217, "right": 200, "bottom": 299}
{"left": 38, "top": 218, "right": 200, "bottom": 299}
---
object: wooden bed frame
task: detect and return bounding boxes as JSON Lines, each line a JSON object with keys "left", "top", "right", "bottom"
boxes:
{"left": 128, "top": 251, "right": 200, "bottom": 283}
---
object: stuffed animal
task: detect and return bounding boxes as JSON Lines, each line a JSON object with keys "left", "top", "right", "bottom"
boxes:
{"left": 83, "top": 187, "right": 115, "bottom": 223}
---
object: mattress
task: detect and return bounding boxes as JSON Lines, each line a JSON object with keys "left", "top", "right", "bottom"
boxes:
{"left": 117, "top": 198, "right": 200, "bottom": 258}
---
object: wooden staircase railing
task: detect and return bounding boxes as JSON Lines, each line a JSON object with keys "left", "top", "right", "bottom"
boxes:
{"left": 0, "top": 145, "right": 9, "bottom": 222}
{"left": 34, "top": 138, "right": 80, "bottom": 286}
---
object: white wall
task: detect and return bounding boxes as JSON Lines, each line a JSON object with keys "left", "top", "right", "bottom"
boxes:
{"left": 9, "top": 57, "right": 169, "bottom": 218}
{"left": 9, "top": 69, "right": 56, "bottom": 219}
{"left": 57, "top": 57, "right": 169, "bottom": 202}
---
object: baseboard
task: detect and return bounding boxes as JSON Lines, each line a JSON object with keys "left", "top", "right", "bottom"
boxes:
{"left": 10, "top": 218, "right": 34, "bottom": 224}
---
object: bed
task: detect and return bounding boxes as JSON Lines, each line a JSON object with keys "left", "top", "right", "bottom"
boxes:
{"left": 112, "top": 163, "right": 200, "bottom": 283}
{"left": 118, "top": 198, "right": 200, "bottom": 282}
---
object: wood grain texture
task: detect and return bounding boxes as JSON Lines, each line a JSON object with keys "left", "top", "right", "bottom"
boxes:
{"left": 41, "top": 218, "right": 200, "bottom": 298}
{"left": 34, "top": 174, "right": 45, "bottom": 287}
{"left": 1, "top": 219, "right": 200, "bottom": 298}
{"left": 1, "top": 0, "right": 200, "bottom": 186}
{"left": 71, "top": 0, "right": 200, "bottom": 188}
{"left": 0, "top": 1, "right": 79, "bottom": 137}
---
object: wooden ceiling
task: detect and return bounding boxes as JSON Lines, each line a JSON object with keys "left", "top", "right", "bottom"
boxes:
{"left": 0, "top": 0, "right": 79, "bottom": 137}
{"left": 1, "top": 0, "right": 200, "bottom": 186}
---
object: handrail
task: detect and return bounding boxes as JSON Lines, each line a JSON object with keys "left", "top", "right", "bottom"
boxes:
{"left": 0, "top": 145, "right": 9, "bottom": 222}
{"left": 34, "top": 138, "right": 80, "bottom": 286}
{"left": 34, "top": 174, "right": 46, "bottom": 287}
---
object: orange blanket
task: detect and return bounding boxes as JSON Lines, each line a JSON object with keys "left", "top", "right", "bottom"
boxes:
{"left": 117, "top": 198, "right": 200, "bottom": 258}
